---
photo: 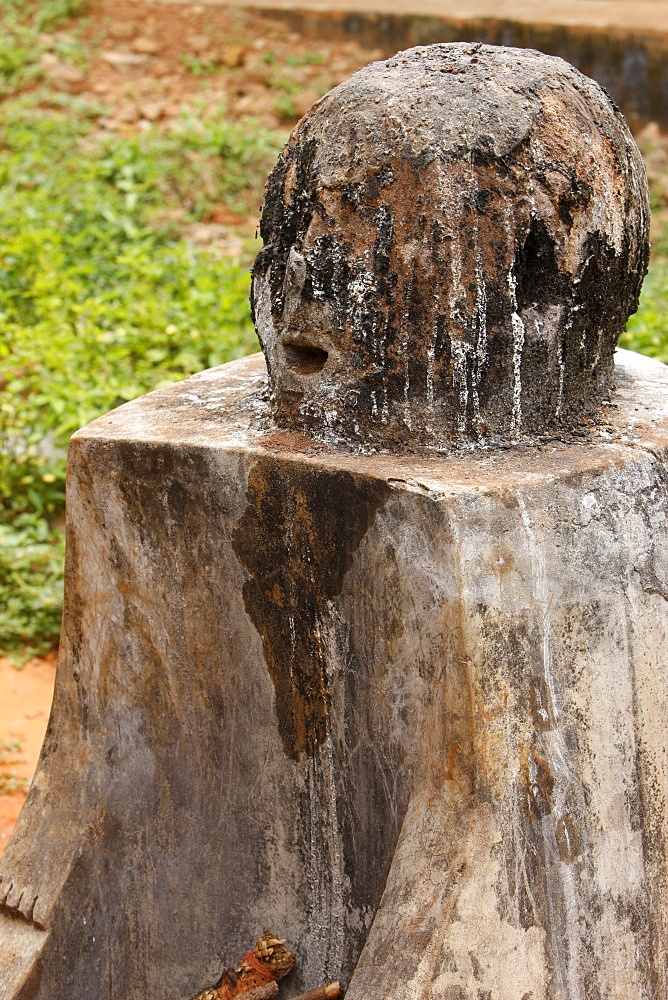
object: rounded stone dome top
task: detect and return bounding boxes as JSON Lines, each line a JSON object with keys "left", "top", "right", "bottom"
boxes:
{"left": 251, "top": 43, "right": 650, "bottom": 450}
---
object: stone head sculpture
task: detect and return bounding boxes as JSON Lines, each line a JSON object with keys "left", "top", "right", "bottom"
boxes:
{"left": 251, "top": 43, "right": 649, "bottom": 450}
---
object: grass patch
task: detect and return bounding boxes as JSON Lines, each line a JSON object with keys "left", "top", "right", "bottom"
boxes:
{"left": 0, "top": 740, "right": 28, "bottom": 794}
{"left": 620, "top": 261, "right": 668, "bottom": 363}
{"left": 0, "top": 0, "right": 90, "bottom": 96}
{"left": 0, "top": 92, "right": 282, "bottom": 659}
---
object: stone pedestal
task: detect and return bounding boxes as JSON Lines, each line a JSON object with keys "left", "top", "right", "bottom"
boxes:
{"left": 0, "top": 349, "right": 666, "bottom": 999}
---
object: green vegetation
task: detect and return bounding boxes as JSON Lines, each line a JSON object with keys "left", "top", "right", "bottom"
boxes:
{"left": 0, "top": 740, "right": 28, "bottom": 794}
{"left": 620, "top": 262, "right": 668, "bottom": 363}
{"left": 623, "top": 130, "right": 668, "bottom": 360}
{"left": 0, "top": 91, "right": 282, "bottom": 661}
{"left": 285, "top": 52, "right": 327, "bottom": 67}
{"left": 180, "top": 53, "right": 218, "bottom": 77}
{"left": 0, "top": 0, "right": 89, "bottom": 96}
{"left": 274, "top": 93, "right": 300, "bottom": 122}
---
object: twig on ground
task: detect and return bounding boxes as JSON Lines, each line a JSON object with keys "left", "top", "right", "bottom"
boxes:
{"left": 290, "top": 981, "right": 342, "bottom": 1000}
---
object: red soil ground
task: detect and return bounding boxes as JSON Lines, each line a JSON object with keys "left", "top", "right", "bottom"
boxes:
{"left": 0, "top": 654, "right": 57, "bottom": 857}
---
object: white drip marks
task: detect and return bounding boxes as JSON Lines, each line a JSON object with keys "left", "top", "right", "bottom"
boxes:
{"left": 435, "top": 168, "right": 471, "bottom": 434}
{"left": 426, "top": 333, "right": 435, "bottom": 408}
{"left": 347, "top": 261, "right": 376, "bottom": 342}
{"left": 505, "top": 206, "right": 525, "bottom": 433}
{"left": 375, "top": 311, "right": 390, "bottom": 425}
{"left": 401, "top": 264, "right": 416, "bottom": 430}
{"left": 471, "top": 244, "right": 488, "bottom": 434}
{"left": 555, "top": 320, "right": 566, "bottom": 418}
{"left": 466, "top": 160, "right": 489, "bottom": 435}
{"left": 517, "top": 494, "right": 583, "bottom": 1000}
{"left": 508, "top": 271, "right": 525, "bottom": 434}
{"left": 451, "top": 340, "right": 469, "bottom": 434}
{"left": 347, "top": 260, "right": 381, "bottom": 425}
{"left": 286, "top": 492, "right": 298, "bottom": 686}
{"left": 474, "top": 251, "right": 488, "bottom": 364}
{"left": 448, "top": 220, "right": 469, "bottom": 433}
{"left": 426, "top": 288, "right": 440, "bottom": 419}
{"left": 305, "top": 616, "right": 346, "bottom": 983}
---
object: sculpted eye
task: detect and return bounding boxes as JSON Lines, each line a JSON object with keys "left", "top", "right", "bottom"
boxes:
{"left": 304, "top": 234, "right": 349, "bottom": 302}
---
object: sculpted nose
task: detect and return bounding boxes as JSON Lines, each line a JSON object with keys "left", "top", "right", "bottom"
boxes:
{"left": 282, "top": 247, "right": 307, "bottom": 322}
{"left": 280, "top": 247, "right": 330, "bottom": 376}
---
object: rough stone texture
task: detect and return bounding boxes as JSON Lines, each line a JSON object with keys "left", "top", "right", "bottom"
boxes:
{"left": 0, "top": 349, "right": 666, "bottom": 999}
{"left": 252, "top": 44, "right": 650, "bottom": 450}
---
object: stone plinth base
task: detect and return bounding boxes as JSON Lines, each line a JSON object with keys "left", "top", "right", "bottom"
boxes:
{"left": 0, "top": 350, "right": 666, "bottom": 999}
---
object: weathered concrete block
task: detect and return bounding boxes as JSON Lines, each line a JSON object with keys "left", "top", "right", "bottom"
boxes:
{"left": 0, "top": 349, "right": 666, "bottom": 999}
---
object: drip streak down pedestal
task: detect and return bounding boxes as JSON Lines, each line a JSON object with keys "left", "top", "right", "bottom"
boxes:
{"left": 0, "top": 350, "right": 666, "bottom": 999}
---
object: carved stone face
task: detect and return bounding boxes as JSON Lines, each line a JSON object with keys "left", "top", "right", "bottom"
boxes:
{"left": 252, "top": 44, "right": 649, "bottom": 450}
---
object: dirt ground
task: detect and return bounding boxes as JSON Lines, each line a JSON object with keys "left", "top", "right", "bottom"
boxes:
{"left": 40, "top": 0, "right": 384, "bottom": 133}
{"left": 0, "top": 654, "right": 57, "bottom": 857}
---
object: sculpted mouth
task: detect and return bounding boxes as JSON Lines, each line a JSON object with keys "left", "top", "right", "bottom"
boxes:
{"left": 282, "top": 336, "right": 329, "bottom": 376}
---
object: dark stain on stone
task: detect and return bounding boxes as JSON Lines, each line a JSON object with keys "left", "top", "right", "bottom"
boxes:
{"left": 555, "top": 813, "right": 580, "bottom": 863}
{"left": 529, "top": 676, "right": 555, "bottom": 732}
{"left": 443, "top": 988, "right": 466, "bottom": 1000}
{"left": 469, "top": 951, "right": 483, "bottom": 980}
{"left": 515, "top": 217, "right": 566, "bottom": 313}
{"left": 523, "top": 749, "right": 555, "bottom": 820}
{"left": 232, "top": 458, "right": 389, "bottom": 759}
